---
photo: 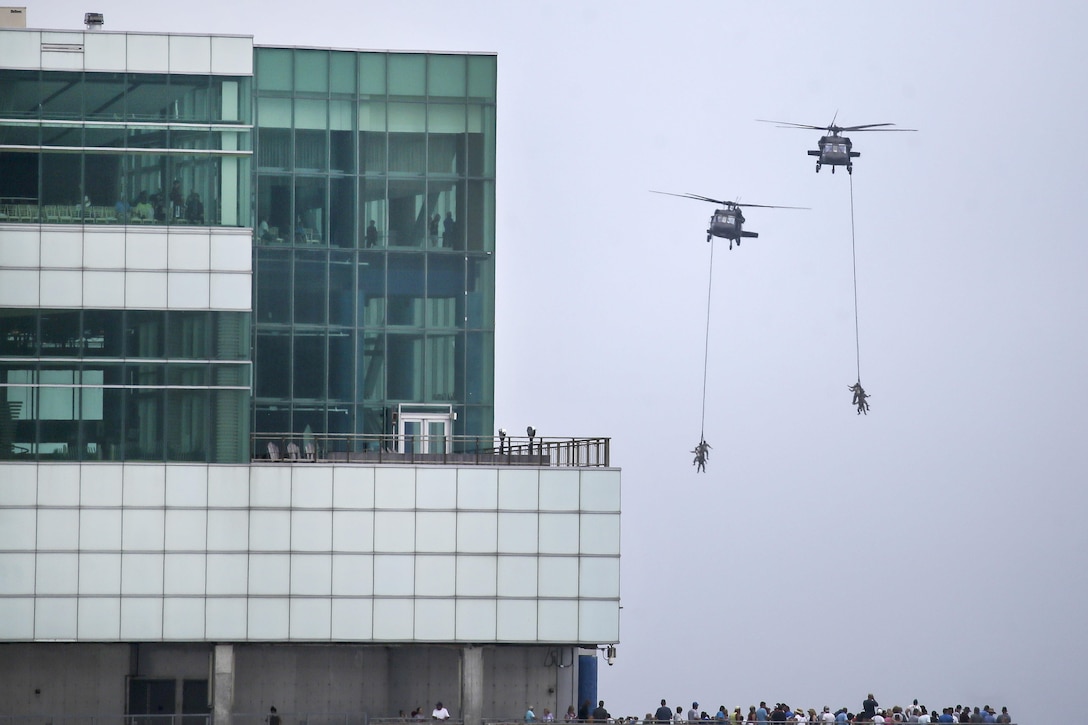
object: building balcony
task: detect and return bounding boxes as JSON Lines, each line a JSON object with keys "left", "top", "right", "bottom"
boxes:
{"left": 253, "top": 433, "right": 610, "bottom": 468}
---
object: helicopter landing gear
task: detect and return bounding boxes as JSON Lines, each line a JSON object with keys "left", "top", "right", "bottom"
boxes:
{"left": 831, "top": 166, "right": 836, "bottom": 174}
{"left": 815, "top": 162, "right": 821, "bottom": 173}
{"left": 706, "top": 233, "right": 712, "bottom": 243}
{"left": 847, "top": 165, "right": 853, "bottom": 175}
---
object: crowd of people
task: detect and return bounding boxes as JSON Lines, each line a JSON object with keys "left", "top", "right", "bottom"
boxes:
{"left": 114, "top": 181, "right": 205, "bottom": 224}
{"left": 577, "top": 697, "right": 1013, "bottom": 725}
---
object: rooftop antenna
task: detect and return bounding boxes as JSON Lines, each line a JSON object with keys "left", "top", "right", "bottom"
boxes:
{"left": 84, "top": 12, "right": 103, "bottom": 30}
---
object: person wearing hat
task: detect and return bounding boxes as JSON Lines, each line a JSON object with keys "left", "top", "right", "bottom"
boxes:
{"left": 689, "top": 704, "right": 701, "bottom": 722}
{"left": 526, "top": 705, "right": 537, "bottom": 723}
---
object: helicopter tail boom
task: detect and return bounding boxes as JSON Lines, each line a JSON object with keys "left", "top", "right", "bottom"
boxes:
{"left": 741, "top": 231, "right": 759, "bottom": 238}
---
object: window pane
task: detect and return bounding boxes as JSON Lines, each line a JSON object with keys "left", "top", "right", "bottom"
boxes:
{"left": 358, "top": 53, "right": 386, "bottom": 96}
{"left": 295, "top": 50, "right": 329, "bottom": 93}
{"left": 428, "top": 255, "right": 463, "bottom": 329}
{"left": 293, "top": 334, "right": 326, "bottom": 399}
{"left": 125, "top": 311, "right": 165, "bottom": 358}
{"left": 40, "top": 72, "right": 81, "bottom": 120}
{"left": 329, "top": 252, "right": 355, "bottom": 325}
{"left": 428, "top": 105, "right": 465, "bottom": 176}
{"left": 294, "top": 99, "right": 327, "bottom": 170}
{"left": 388, "top": 103, "right": 425, "bottom": 174}
{"left": 387, "top": 179, "right": 425, "bottom": 247}
{"left": 358, "top": 332, "right": 385, "bottom": 403}
{"left": 329, "top": 177, "right": 355, "bottom": 248}
{"left": 387, "top": 253, "right": 424, "bottom": 326}
{"left": 467, "top": 104, "right": 495, "bottom": 176}
{"left": 388, "top": 54, "right": 425, "bottom": 96}
{"left": 466, "top": 253, "right": 494, "bottom": 329}
{"left": 465, "top": 331, "right": 494, "bottom": 404}
{"left": 295, "top": 177, "right": 327, "bottom": 244}
{"left": 328, "top": 332, "right": 354, "bottom": 402}
{"left": 358, "top": 251, "right": 386, "bottom": 326}
{"left": 294, "top": 250, "right": 327, "bottom": 324}
{"left": 0, "top": 70, "right": 41, "bottom": 119}
{"left": 257, "top": 48, "right": 293, "bottom": 92}
{"left": 82, "top": 310, "right": 123, "bottom": 357}
{"left": 359, "top": 179, "right": 387, "bottom": 248}
{"left": 428, "top": 55, "right": 466, "bottom": 97}
{"left": 0, "top": 310, "right": 39, "bottom": 356}
{"left": 331, "top": 51, "right": 356, "bottom": 94}
{"left": 330, "top": 99, "right": 354, "bottom": 173}
{"left": 167, "top": 388, "right": 209, "bottom": 461}
{"left": 387, "top": 333, "right": 422, "bottom": 400}
{"left": 255, "top": 332, "right": 291, "bottom": 399}
{"left": 467, "top": 55, "right": 496, "bottom": 101}
{"left": 466, "top": 180, "right": 493, "bottom": 252}
{"left": 255, "top": 248, "right": 291, "bottom": 323}
{"left": 358, "top": 101, "right": 386, "bottom": 175}
{"left": 256, "top": 176, "right": 291, "bottom": 245}
{"left": 40, "top": 311, "right": 81, "bottom": 356}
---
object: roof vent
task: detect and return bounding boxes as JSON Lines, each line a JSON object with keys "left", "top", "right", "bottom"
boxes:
{"left": 84, "top": 12, "right": 103, "bottom": 29}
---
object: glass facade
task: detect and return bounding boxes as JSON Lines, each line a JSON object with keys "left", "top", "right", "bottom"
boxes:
{"left": 0, "top": 309, "right": 251, "bottom": 462}
{"left": 0, "top": 69, "right": 252, "bottom": 227}
{"left": 0, "top": 40, "right": 497, "bottom": 458}
{"left": 252, "top": 49, "right": 496, "bottom": 441}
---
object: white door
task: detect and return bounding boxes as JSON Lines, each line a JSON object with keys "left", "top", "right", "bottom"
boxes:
{"left": 397, "top": 407, "right": 452, "bottom": 454}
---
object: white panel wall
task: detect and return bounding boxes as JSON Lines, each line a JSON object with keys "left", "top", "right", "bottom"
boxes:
{"left": 0, "top": 226, "right": 251, "bottom": 310}
{"left": 0, "top": 463, "right": 621, "bottom": 645}
{"left": 0, "top": 30, "right": 253, "bottom": 75}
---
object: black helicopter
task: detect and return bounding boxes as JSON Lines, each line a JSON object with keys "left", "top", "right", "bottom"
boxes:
{"left": 758, "top": 116, "right": 916, "bottom": 174}
{"left": 651, "top": 191, "right": 807, "bottom": 249}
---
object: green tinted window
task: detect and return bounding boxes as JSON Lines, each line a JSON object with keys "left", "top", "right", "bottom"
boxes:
{"left": 388, "top": 54, "right": 425, "bottom": 97}
{"left": 428, "top": 55, "right": 466, "bottom": 97}
{"left": 295, "top": 49, "right": 329, "bottom": 93}
{"left": 257, "top": 48, "right": 293, "bottom": 91}
{"left": 358, "top": 53, "right": 386, "bottom": 96}
{"left": 331, "top": 51, "right": 356, "bottom": 94}
{"left": 467, "top": 55, "right": 496, "bottom": 100}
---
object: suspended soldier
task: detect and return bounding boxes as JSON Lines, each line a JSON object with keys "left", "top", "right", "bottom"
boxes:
{"left": 691, "top": 439, "right": 712, "bottom": 472}
{"left": 848, "top": 382, "right": 870, "bottom": 415}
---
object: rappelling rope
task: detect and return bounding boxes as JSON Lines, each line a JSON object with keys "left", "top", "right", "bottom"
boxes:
{"left": 699, "top": 237, "right": 715, "bottom": 440}
{"left": 849, "top": 172, "right": 862, "bottom": 383}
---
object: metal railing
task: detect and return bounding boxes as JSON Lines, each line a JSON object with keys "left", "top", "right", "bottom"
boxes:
{"left": 252, "top": 434, "right": 610, "bottom": 468}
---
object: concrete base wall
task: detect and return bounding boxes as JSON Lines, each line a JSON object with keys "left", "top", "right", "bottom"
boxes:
{"left": 0, "top": 643, "right": 130, "bottom": 716}
{"left": 0, "top": 643, "right": 582, "bottom": 722}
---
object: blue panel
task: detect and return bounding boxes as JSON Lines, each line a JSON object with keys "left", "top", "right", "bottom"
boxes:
{"left": 578, "top": 654, "right": 597, "bottom": 717}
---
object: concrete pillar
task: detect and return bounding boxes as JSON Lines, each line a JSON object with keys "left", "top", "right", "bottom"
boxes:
{"left": 213, "top": 644, "right": 235, "bottom": 725}
{"left": 461, "top": 646, "right": 484, "bottom": 725}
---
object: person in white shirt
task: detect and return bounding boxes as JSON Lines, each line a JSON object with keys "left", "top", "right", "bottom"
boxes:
{"left": 432, "top": 703, "right": 450, "bottom": 720}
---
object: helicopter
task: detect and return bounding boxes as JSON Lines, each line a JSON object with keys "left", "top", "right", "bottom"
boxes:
{"left": 758, "top": 116, "right": 916, "bottom": 174}
{"left": 651, "top": 191, "right": 807, "bottom": 249}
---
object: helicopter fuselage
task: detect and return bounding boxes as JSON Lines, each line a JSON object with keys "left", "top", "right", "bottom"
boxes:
{"left": 809, "top": 134, "right": 861, "bottom": 173}
{"left": 707, "top": 208, "right": 758, "bottom": 248}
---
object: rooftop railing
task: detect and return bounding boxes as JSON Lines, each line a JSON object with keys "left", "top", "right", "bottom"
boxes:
{"left": 251, "top": 433, "right": 610, "bottom": 468}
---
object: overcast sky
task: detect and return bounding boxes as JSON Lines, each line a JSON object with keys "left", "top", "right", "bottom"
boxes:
{"left": 29, "top": 0, "right": 1088, "bottom": 719}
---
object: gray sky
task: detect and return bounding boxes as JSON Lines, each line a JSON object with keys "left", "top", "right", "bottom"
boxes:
{"left": 29, "top": 0, "right": 1088, "bottom": 718}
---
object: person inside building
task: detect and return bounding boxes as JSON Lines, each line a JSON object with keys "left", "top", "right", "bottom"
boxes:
{"left": 185, "top": 191, "right": 204, "bottom": 224}
{"left": 432, "top": 702, "right": 450, "bottom": 720}
{"left": 366, "top": 219, "right": 379, "bottom": 247}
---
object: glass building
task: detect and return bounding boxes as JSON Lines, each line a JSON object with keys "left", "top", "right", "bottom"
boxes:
{"left": 0, "top": 37, "right": 496, "bottom": 461}
{"left": 251, "top": 47, "right": 496, "bottom": 444}
{"left": 0, "top": 23, "right": 617, "bottom": 725}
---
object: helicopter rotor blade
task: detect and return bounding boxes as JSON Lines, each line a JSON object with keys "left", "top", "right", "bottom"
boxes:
{"left": 735, "top": 202, "right": 810, "bottom": 210}
{"left": 756, "top": 119, "right": 828, "bottom": 131}
{"left": 840, "top": 123, "right": 918, "bottom": 132}
{"left": 650, "top": 190, "right": 730, "bottom": 206}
